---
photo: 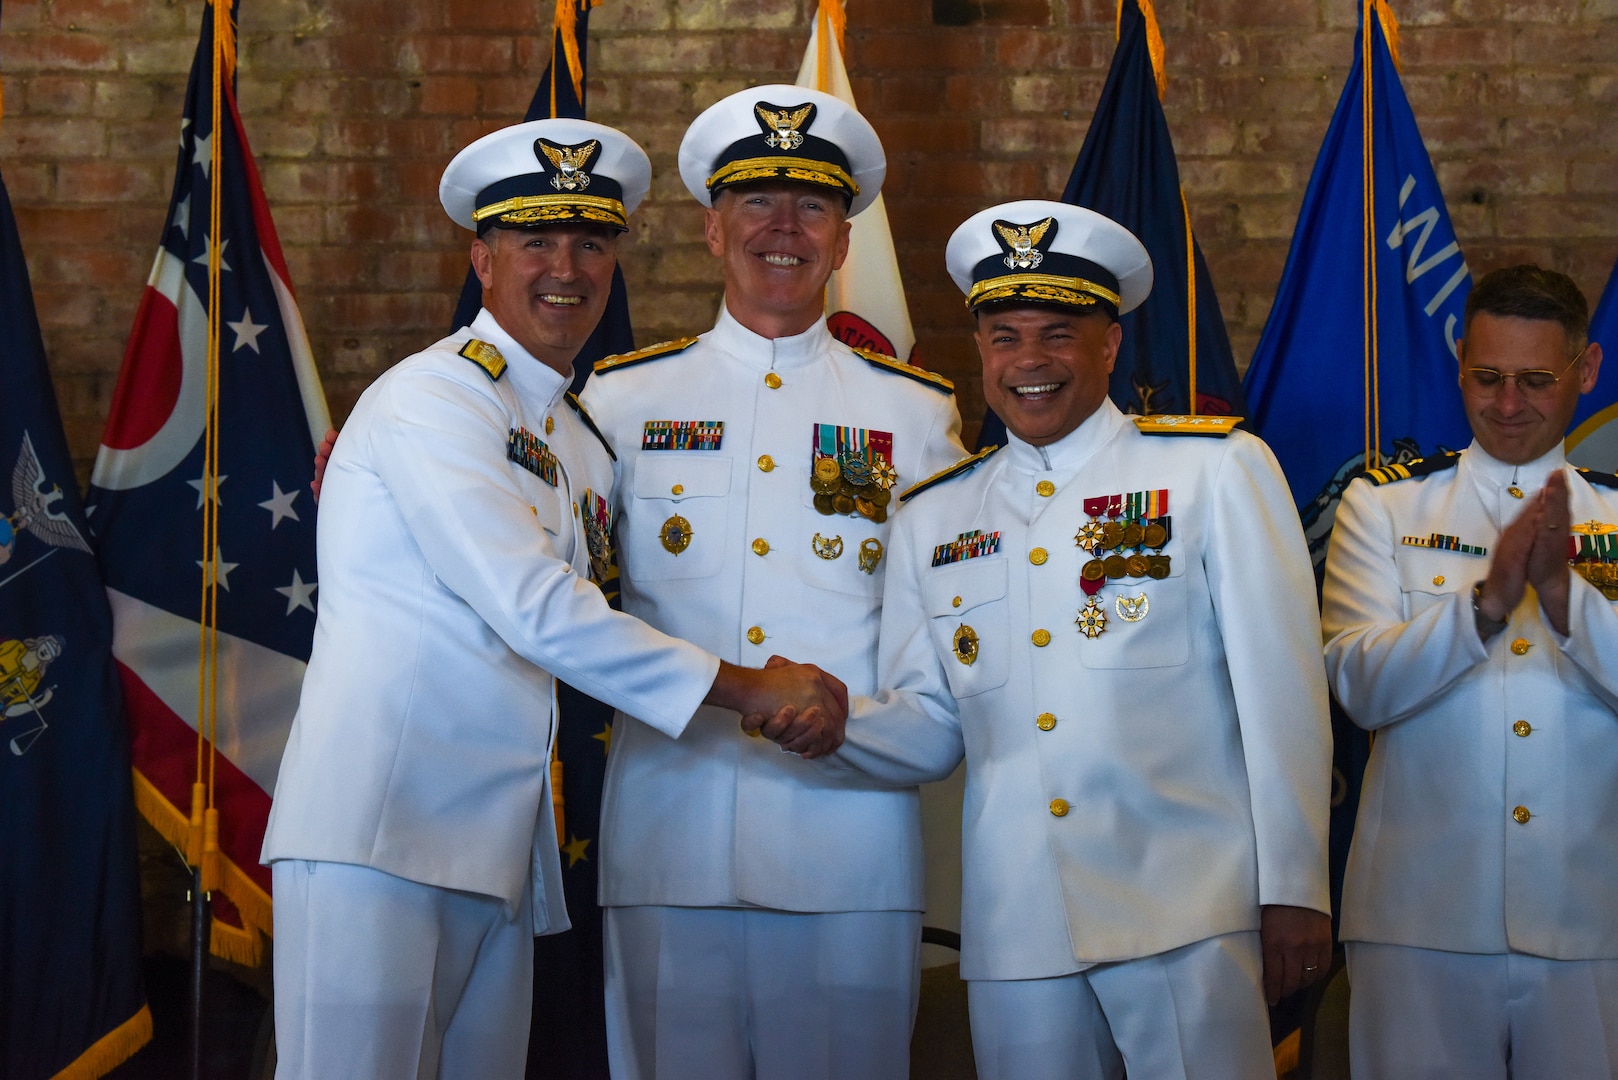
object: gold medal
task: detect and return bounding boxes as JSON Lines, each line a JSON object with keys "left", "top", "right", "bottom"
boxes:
{"left": 870, "top": 486, "right": 892, "bottom": 508}
{"left": 871, "top": 505, "right": 888, "bottom": 524}
{"left": 812, "top": 532, "right": 844, "bottom": 560}
{"left": 833, "top": 493, "right": 855, "bottom": 515}
{"left": 814, "top": 457, "right": 842, "bottom": 483}
{"left": 1100, "top": 521, "right": 1125, "bottom": 549}
{"left": 1081, "top": 559, "right": 1106, "bottom": 583}
{"left": 1121, "top": 522, "right": 1145, "bottom": 548}
{"left": 1075, "top": 520, "right": 1106, "bottom": 549}
{"left": 855, "top": 495, "right": 877, "bottom": 520}
{"left": 1143, "top": 523, "right": 1167, "bottom": 549}
{"left": 660, "top": 514, "right": 692, "bottom": 555}
{"left": 1075, "top": 598, "right": 1107, "bottom": 639}
{"left": 1103, "top": 554, "right": 1128, "bottom": 579}
{"left": 1148, "top": 555, "right": 1171, "bottom": 579}
{"left": 953, "top": 624, "right": 979, "bottom": 665}
{"left": 858, "top": 538, "right": 884, "bottom": 574}
{"left": 1115, "top": 593, "right": 1149, "bottom": 622}
{"left": 1125, "top": 553, "right": 1151, "bottom": 578}
{"left": 813, "top": 493, "right": 836, "bottom": 515}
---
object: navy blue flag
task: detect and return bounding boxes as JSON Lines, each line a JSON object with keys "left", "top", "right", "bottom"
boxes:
{"left": 85, "top": 0, "right": 330, "bottom": 965}
{"left": 1241, "top": 0, "right": 1471, "bottom": 933}
{"left": 1567, "top": 257, "right": 1618, "bottom": 470}
{"left": 0, "top": 165, "right": 152, "bottom": 1074}
{"left": 978, "top": 0, "right": 1245, "bottom": 450}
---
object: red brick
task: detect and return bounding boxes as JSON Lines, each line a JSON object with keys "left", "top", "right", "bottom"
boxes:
{"left": 52, "top": 0, "right": 183, "bottom": 33}
{"left": 4, "top": 31, "right": 119, "bottom": 71}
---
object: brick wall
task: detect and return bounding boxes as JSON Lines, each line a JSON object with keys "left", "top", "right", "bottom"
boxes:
{"left": 3, "top": 0, "right": 1614, "bottom": 471}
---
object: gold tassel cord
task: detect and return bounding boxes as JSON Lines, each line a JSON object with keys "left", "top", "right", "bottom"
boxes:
{"left": 1120, "top": 0, "right": 1168, "bottom": 102}
{"left": 1180, "top": 191, "right": 1197, "bottom": 416}
{"left": 554, "top": 0, "right": 602, "bottom": 110}
{"left": 815, "top": 0, "right": 848, "bottom": 93}
{"left": 1375, "top": 0, "right": 1402, "bottom": 72}
{"left": 1362, "top": 0, "right": 1383, "bottom": 471}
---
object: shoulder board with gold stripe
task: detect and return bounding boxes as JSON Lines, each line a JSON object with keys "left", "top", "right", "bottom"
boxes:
{"left": 1363, "top": 452, "right": 1461, "bottom": 486}
{"left": 1131, "top": 414, "right": 1242, "bottom": 437}
{"left": 458, "top": 338, "right": 506, "bottom": 381}
{"left": 1575, "top": 466, "right": 1618, "bottom": 490}
{"left": 900, "top": 446, "right": 1000, "bottom": 504}
{"left": 852, "top": 347, "right": 955, "bottom": 394}
{"left": 593, "top": 336, "right": 699, "bottom": 375}
{"left": 565, "top": 392, "right": 616, "bottom": 462}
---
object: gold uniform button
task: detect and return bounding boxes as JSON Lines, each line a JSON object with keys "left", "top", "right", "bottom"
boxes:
{"left": 1514, "top": 720, "right": 1532, "bottom": 737}
{"left": 746, "top": 626, "right": 765, "bottom": 645}
{"left": 1029, "top": 547, "right": 1049, "bottom": 566}
{"left": 1513, "top": 806, "right": 1531, "bottom": 824}
{"left": 746, "top": 727, "right": 762, "bottom": 737}
{"left": 1049, "top": 799, "right": 1070, "bottom": 818}
{"left": 1511, "top": 638, "right": 1532, "bottom": 656}
{"left": 1036, "top": 712, "right": 1057, "bottom": 731}
{"left": 952, "top": 596, "right": 962, "bottom": 608}
{"left": 1031, "top": 629, "right": 1051, "bottom": 647}
{"left": 1508, "top": 486, "right": 1525, "bottom": 499}
{"left": 751, "top": 538, "right": 770, "bottom": 556}
{"left": 1036, "top": 480, "right": 1056, "bottom": 497}
{"left": 671, "top": 484, "right": 684, "bottom": 496}
{"left": 765, "top": 372, "right": 783, "bottom": 389}
{"left": 757, "top": 455, "right": 775, "bottom": 472}
{"left": 545, "top": 416, "right": 554, "bottom": 435}
{"left": 1433, "top": 575, "right": 1446, "bottom": 586}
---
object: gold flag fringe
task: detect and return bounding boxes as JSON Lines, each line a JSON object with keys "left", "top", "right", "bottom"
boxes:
{"left": 1120, "top": 0, "right": 1168, "bottom": 102}
{"left": 49, "top": 1004, "right": 153, "bottom": 1080}
{"left": 554, "top": 0, "right": 603, "bottom": 106}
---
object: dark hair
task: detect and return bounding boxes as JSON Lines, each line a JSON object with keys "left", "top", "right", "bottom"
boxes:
{"left": 1462, "top": 265, "right": 1589, "bottom": 349}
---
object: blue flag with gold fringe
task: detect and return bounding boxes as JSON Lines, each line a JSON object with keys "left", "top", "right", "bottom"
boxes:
{"left": 0, "top": 164, "right": 152, "bottom": 1076}
{"left": 454, "top": 2, "right": 627, "bottom": 1075}
{"left": 978, "top": 0, "right": 1244, "bottom": 450}
{"left": 1241, "top": 0, "right": 1472, "bottom": 943}
{"left": 1568, "top": 257, "right": 1618, "bottom": 470}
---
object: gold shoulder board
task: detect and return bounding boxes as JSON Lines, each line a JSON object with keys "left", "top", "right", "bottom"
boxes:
{"left": 852, "top": 347, "right": 955, "bottom": 394}
{"left": 1131, "top": 414, "right": 1242, "bottom": 437}
{"left": 593, "top": 336, "right": 699, "bottom": 375}
{"left": 459, "top": 339, "right": 506, "bottom": 381}
{"left": 1364, "top": 453, "right": 1460, "bottom": 486}
{"left": 564, "top": 392, "right": 616, "bottom": 461}
{"left": 900, "top": 445, "right": 1001, "bottom": 504}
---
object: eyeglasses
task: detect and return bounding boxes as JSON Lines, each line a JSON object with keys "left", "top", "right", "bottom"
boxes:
{"left": 1460, "top": 346, "right": 1588, "bottom": 397}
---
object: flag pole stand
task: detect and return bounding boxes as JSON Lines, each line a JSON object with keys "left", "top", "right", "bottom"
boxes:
{"left": 189, "top": 870, "right": 211, "bottom": 1080}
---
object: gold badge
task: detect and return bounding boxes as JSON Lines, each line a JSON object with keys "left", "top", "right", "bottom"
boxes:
{"left": 858, "top": 538, "right": 884, "bottom": 574}
{"left": 538, "top": 138, "right": 598, "bottom": 192}
{"left": 1115, "top": 593, "right": 1149, "bottom": 623}
{"left": 1075, "top": 597, "right": 1108, "bottom": 639}
{"left": 660, "top": 514, "right": 692, "bottom": 555}
{"left": 812, "top": 533, "right": 844, "bottom": 560}
{"left": 994, "top": 218, "right": 1052, "bottom": 271}
{"left": 953, "top": 624, "right": 979, "bottom": 666}
{"left": 757, "top": 103, "right": 812, "bottom": 150}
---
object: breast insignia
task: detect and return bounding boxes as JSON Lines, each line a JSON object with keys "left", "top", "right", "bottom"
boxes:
{"left": 592, "top": 336, "right": 699, "bottom": 375}
{"left": 1363, "top": 452, "right": 1461, "bottom": 486}
{"left": 459, "top": 339, "right": 507, "bottom": 381}
{"left": 1131, "top": 414, "right": 1241, "bottom": 437}
{"left": 851, "top": 348, "right": 955, "bottom": 394}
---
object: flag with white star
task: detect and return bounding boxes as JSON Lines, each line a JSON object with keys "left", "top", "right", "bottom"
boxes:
{"left": 85, "top": 0, "right": 329, "bottom": 964}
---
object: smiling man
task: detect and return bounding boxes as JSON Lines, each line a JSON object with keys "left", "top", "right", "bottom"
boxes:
{"left": 1322, "top": 264, "right": 1618, "bottom": 1077}
{"left": 827, "top": 200, "right": 1333, "bottom": 1078}
{"left": 261, "top": 119, "right": 847, "bottom": 1079}
{"left": 578, "top": 86, "right": 965, "bottom": 1079}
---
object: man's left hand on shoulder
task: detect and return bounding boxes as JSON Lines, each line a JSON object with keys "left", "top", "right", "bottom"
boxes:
{"left": 1259, "top": 904, "right": 1332, "bottom": 1005}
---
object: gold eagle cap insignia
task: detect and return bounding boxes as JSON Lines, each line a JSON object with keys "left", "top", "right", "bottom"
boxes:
{"left": 538, "top": 139, "right": 597, "bottom": 191}
{"left": 756, "top": 104, "right": 813, "bottom": 150}
{"left": 995, "top": 217, "right": 1052, "bottom": 270}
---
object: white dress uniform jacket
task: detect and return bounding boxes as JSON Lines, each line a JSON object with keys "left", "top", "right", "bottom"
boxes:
{"left": 1322, "top": 442, "right": 1618, "bottom": 958}
{"left": 262, "top": 310, "right": 719, "bottom": 932}
{"left": 579, "top": 306, "right": 965, "bottom": 912}
{"left": 834, "top": 399, "right": 1332, "bottom": 980}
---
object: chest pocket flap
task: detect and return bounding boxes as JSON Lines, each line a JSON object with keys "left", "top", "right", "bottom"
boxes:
{"left": 633, "top": 455, "right": 732, "bottom": 502}
{"left": 920, "top": 557, "right": 1009, "bottom": 696}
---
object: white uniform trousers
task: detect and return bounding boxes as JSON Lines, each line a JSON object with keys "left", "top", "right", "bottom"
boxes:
{"left": 603, "top": 905, "right": 921, "bottom": 1080}
{"left": 273, "top": 860, "right": 534, "bottom": 1080}
{"left": 1347, "top": 941, "right": 1618, "bottom": 1079}
{"left": 966, "top": 932, "right": 1272, "bottom": 1080}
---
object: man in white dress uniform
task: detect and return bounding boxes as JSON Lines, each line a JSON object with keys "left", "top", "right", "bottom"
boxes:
{"left": 578, "top": 86, "right": 966, "bottom": 1080}
{"left": 826, "top": 200, "right": 1334, "bottom": 1079}
{"left": 1321, "top": 264, "right": 1618, "bottom": 1078}
{"left": 262, "top": 119, "right": 846, "bottom": 1080}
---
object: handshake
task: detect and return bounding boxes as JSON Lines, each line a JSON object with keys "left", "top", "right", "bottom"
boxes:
{"left": 706, "top": 655, "right": 849, "bottom": 759}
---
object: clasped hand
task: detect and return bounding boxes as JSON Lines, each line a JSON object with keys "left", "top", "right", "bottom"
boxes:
{"left": 708, "top": 656, "right": 848, "bottom": 758}
{"left": 1478, "top": 470, "right": 1572, "bottom": 636}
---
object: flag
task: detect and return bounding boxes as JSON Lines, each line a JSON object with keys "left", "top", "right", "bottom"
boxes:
{"left": 978, "top": 0, "right": 1246, "bottom": 449}
{"left": 1568, "top": 257, "right": 1618, "bottom": 470}
{"left": 1241, "top": 0, "right": 1472, "bottom": 960}
{"left": 795, "top": 0, "right": 917, "bottom": 362}
{"left": 85, "top": 0, "right": 330, "bottom": 967}
{"left": 0, "top": 161, "right": 152, "bottom": 1080}
{"left": 1244, "top": 0, "right": 1471, "bottom": 568}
